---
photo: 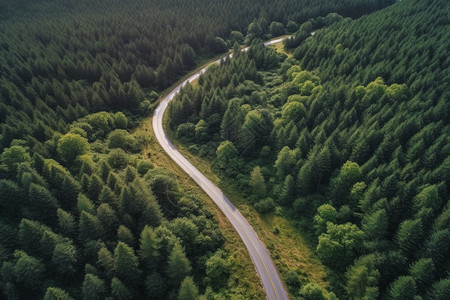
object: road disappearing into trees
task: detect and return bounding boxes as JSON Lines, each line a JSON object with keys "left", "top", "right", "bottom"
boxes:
{"left": 153, "top": 38, "right": 290, "bottom": 300}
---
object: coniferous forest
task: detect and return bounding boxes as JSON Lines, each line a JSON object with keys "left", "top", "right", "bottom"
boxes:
{"left": 168, "top": 0, "right": 450, "bottom": 298}
{"left": 3, "top": 0, "right": 442, "bottom": 299}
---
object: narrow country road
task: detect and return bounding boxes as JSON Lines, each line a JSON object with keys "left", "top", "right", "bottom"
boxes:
{"left": 153, "top": 38, "right": 289, "bottom": 300}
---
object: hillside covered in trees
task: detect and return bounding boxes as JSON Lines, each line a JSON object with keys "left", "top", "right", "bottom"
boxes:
{"left": 0, "top": 0, "right": 398, "bottom": 299}
{"left": 168, "top": 0, "right": 450, "bottom": 298}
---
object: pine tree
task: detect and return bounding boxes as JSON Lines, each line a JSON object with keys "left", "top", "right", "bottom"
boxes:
{"left": 114, "top": 242, "right": 140, "bottom": 287}
{"left": 97, "top": 247, "right": 114, "bottom": 279}
{"left": 177, "top": 276, "right": 199, "bottom": 300}
{"left": 279, "top": 175, "right": 295, "bottom": 205}
{"left": 111, "top": 277, "right": 133, "bottom": 300}
{"left": 79, "top": 211, "right": 102, "bottom": 243}
{"left": 426, "top": 278, "right": 450, "bottom": 300}
{"left": 87, "top": 174, "right": 103, "bottom": 203}
{"left": 145, "top": 272, "right": 166, "bottom": 299}
{"left": 249, "top": 166, "right": 266, "bottom": 200}
{"left": 139, "top": 225, "right": 161, "bottom": 271}
{"left": 77, "top": 194, "right": 95, "bottom": 215}
{"left": 409, "top": 258, "right": 435, "bottom": 292}
{"left": 52, "top": 241, "right": 77, "bottom": 275}
{"left": 27, "top": 183, "right": 59, "bottom": 225}
{"left": 396, "top": 219, "right": 423, "bottom": 258}
{"left": 117, "top": 225, "right": 135, "bottom": 248}
{"left": 389, "top": 276, "right": 417, "bottom": 300}
{"left": 81, "top": 274, "right": 106, "bottom": 300}
{"left": 166, "top": 242, "right": 192, "bottom": 287}
{"left": 43, "top": 287, "right": 74, "bottom": 300}
{"left": 13, "top": 250, "right": 45, "bottom": 291}
{"left": 221, "top": 98, "right": 244, "bottom": 143}
{"left": 96, "top": 203, "right": 118, "bottom": 241}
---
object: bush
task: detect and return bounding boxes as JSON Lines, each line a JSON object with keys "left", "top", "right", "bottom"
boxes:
{"left": 107, "top": 149, "right": 129, "bottom": 169}
{"left": 108, "top": 129, "right": 135, "bottom": 151}
{"left": 273, "top": 225, "right": 280, "bottom": 235}
{"left": 286, "top": 20, "right": 299, "bottom": 33}
{"left": 137, "top": 159, "right": 153, "bottom": 176}
{"left": 270, "top": 21, "right": 284, "bottom": 37}
{"left": 176, "top": 123, "right": 196, "bottom": 143}
{"left": 286, "top": 270, "right": 300, "bottom": 289}
{"left": 254, "top": 198, "right": 275, "bottom": 214}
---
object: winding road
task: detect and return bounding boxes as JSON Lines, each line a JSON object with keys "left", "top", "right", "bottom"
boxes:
{"left": 152, "top": 38, "right": 289, "bottom": 300}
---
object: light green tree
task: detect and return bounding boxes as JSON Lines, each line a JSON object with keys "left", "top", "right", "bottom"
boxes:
{"left": 166, "top": 242, "right": 192, "bottom": 287}
{"left": 316, "top": 222, "right": 364, "bottom": 269}
{"left": 114, "top": 242, "right": 140, "bottom": 287}
{"left": 314, "top": 204, "right": 338, "bottom": 236}
{"left": 178, "top": 276, "right": 199, "bottom": 300}
{"left": 81, "top": 274, "right": 106, "bottom": 300}
{"left": 57, "top": 133, "right": 90, "bottom": 164}
{"left": 43, "top": 287, "right": 74, "bottom": 300}
{"left": 249, "top": 166, "right": 266, "bottom": 200}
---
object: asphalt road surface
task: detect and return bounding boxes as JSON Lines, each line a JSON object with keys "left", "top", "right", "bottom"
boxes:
{"left": 153, "top": 38, "right": 290, "bottom": 300}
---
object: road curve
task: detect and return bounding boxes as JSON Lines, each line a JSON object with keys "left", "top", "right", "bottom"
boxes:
{"left": 153, "top": 38, "right": 289, "bottom": 300}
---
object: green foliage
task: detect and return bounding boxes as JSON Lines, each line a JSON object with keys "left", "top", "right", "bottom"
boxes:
{"left": 52, "top": 241, "right": 77, "bottom": 275}
{"left": 216, "top": 141, "right": 241, "bottom": 176}
{"left": 145, "top": 272, "right": 167, "bottom": 299}
{"left": 270, "top": 21, "right": 285, "bottom": 37}
{"left": 166, "top": 242, "right": 192, "bottom": 287}
{"left": 27, "top": 183, "right": 59, "bottom": 225}
{"left": 107, "top": 149, "right": 129, "bottom": 169}
{"left": 78, "top": 211, "right": 102, "bottom": 242}
{"left": 139, "top": 225, "right": 161, "bottom": 271}
{"left": 316, "top": 222, "right": 364, "bottom": 269}
{"left": 117, "top": 225, "right": 135, "bottom": 248}
{"left": 108, "top": 129, "right": 135, "bottom": 152}
{"left": 299, "top": 283, "right": 327, "bottom": 300}
{"left": 81, "top": 274, "right": 106, "bottom": 300}
{"left": 111, "top": 277, "right": 133, "bottom": 300}
{"left": 77, "top": 194, "right": 96, "bottom": 215}
{"left": 389, "top": 276, "right": 417, "bottom": 300}
{"left": 396, "top": 219, "right": 423, "bottom": 257}
{"left": 0, "top": 146, "right": 31, "bottom": 176}
{"left": 313, "top": 204, "right": 338, "bottom": 236}
{"left": 57, "top": 133, "right": 90, "bottom": 165}
{"left": 254, "top": 197, "right": 276, "bottom": 214}
{"left": 409, "top": 258, "right": 435, "bottom": 292}
{"left": 229, "top": 31, "right": 245, "bottom": 45}
{"left": 43, "top": 287, "right": 74, "bottom": 300}
{"left": 426, "top": 278, "right": 450, "bottom": 300}
{"left": 13, "top": 250, "right": 45, "bottom": 290}
{"left": 345, "top": 255, "right": 380, "bottom": 300}
{"left": 97, "top": 247, "right": 114, "bottom": 279}
{"left": 178, "top": 276, "right": 199, "bottom": 300}
{"left": 176, "top": 123, "right": 196, "bottom": 144}
{"left": 114, "top": 241, "right": 140, "bottom": 287}
{"left": 249, "top": 166, "right": 266, "bottom": 200}
{"left": 205, "top": 250, "right": 231, "bottom": 289}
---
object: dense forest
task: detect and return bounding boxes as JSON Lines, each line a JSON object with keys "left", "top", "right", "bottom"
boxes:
{"left": 0, "top": 0, "right": 396, "bottom": 299}
{"left": 168, "top": 0, "right": 450, "bottom": 298}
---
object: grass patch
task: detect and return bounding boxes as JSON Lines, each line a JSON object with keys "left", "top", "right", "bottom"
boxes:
{"left": 268, "top": 40, "right": 293, "bottom": 58}
{"left": 136, "top": 119, "right": 265, "bottom": 299}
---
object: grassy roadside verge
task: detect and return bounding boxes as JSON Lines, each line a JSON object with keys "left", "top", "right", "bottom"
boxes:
{"left": 267, "top": 41, "right": 293, "bottom": 58}
{"left": 163, "top": 117, "right": 329, "bottom": 297}
{"left": 135, "top": 117, "right": 265, "bottom": 299}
